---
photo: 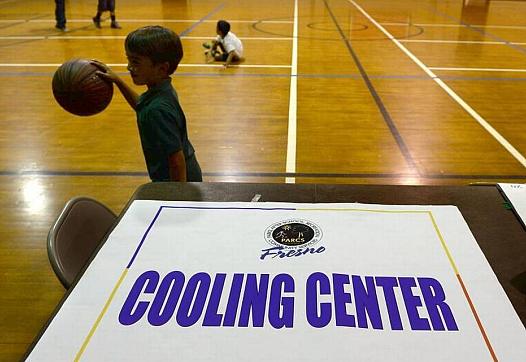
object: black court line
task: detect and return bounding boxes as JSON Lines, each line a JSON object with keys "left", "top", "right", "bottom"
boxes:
{"left": 0, "top": 170, "right": 149, "bottom": 177}
{"left": 0, "top": 170, "right": 524, "bottom": 180}
{"left": 179, "top": 2, "right": 225, "bottom": 36}
{"left": 322, "top": 0, "right": 419, "bottom": 176}
{"left": 2, "top": 70, "right": 526, "bottom": 83}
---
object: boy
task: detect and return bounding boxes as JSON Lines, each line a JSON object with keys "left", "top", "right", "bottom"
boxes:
{"left": 92, "top": 26, "right": 202, "bottom": 182}
{"left": 204, "top": 20, "right": 243, "bottom": 68}
{"left": 92, "top": 0, "right": 121, "bottom": 29}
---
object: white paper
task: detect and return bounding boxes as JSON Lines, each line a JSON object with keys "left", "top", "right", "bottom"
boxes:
{"left": 27, "top": 201, "right": 526, "bottom": 361}
{"left": 498, "top": 183, "right": 526, "bottom": 228}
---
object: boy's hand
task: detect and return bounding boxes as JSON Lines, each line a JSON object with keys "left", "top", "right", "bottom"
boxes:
{"left": 90, "top": 59, "right": 120, "bottom": 83}
{"left": 90, "top": 59, "right": 138, "bottom": 110}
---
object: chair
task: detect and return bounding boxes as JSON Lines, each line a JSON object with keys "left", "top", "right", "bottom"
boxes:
{"left": 47, "top": 197, "right": 117, "bottom": 289}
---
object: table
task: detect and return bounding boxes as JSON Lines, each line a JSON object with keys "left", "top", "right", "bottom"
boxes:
{"left": 26, "top": 182, "right": 526, "bottom": 360}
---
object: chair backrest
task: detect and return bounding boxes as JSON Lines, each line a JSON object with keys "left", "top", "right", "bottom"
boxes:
{"left": 47, "top": 197, "right": 117, "bottom": 289}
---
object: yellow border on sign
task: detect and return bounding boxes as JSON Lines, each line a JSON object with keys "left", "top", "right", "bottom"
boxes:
{"left": 74, "top": 268, "right": 129, "bottom": 361}
{"left": 299, "top": 207, "right": 496, "bottom": 361}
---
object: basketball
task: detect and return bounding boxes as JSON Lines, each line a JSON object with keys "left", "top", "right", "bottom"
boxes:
{"left": 52, "top": 58, "right": 113, "bottom": 116}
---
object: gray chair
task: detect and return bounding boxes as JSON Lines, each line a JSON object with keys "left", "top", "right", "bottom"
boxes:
{"left": 47, "top": 197, "right": 117, "bottom": 289}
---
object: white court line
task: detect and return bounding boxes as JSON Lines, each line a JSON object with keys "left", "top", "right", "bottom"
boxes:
{"left": 400, "top": 39, "right": 526, "bottom": 45}
{"left": 380, "top": 22, "right": 526, "bottom": 30}
{"left": 286, "top": 0, "right": 298, "bottom": 184}
{"left": 185, "top": 36, "right": 293, "bottom": 41}
{"left": 6, "top": 19, "right": 492, "bottom": 27}
{"left": 0, "top": 19, "right": 520, "bottom": 27}
{"left": 0, "top": 35, "right": 292, "bottom": 41}
{"left": 0, "top": 36, "right": 47, "bottom": 40}
{"left": 0, "top": 63, "right": 291, "bottom": 69}
{"left": 350, "top": 0, "right": 526, "bottom": 168}
{"left": 0, "top": 19, "right": 292, "bottom": 24}
{"left": 430, "top": 67, "right": 526, "bottom": 73}
{"left": 379, "top": 22, "right": 462, "bottom": 28}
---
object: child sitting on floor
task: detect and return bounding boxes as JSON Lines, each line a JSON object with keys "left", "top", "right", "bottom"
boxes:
{"left": 203, "top": 20, "right": 243, "bottom": 68}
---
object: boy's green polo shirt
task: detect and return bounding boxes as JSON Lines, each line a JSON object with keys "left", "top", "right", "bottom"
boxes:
{"left": 135, "top": 78, "right": 200, "bottom": 182}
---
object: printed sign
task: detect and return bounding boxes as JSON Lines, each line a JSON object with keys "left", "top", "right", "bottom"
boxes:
{"left": 27, "top": 201, "right": 526, "bottom": 361}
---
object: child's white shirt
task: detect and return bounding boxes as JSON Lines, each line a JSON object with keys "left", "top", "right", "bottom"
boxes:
{"left": 216, "top": 32, "right": 243, "bottom": 56}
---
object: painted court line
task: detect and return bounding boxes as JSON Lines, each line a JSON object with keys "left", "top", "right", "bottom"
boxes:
{"left": 380, "top": 22, "right": 526, "bottom": 30}
{"left": 286, "top": 0, "right": 298, "bottom": 184}
{"left": 4, "top": 69, "right": 526, "bottom": 82}
{"left": 430, "top": 67, "right": 526, "bottom": 73}
{"left": 349, "top": 0, "right": 526, "bottom": 169}
{"left": 0, "top": 35, "right": 292, "bottom": 40}
{"left": 400, "top": 39, "right": 526, "bottom": 45}
{"left": 179, "top": 3, "right": 225, "bottom": 37}
{"left": 0, "top": 19, "right": 292, "bottom": 24}
{"left": 325, "top": 0, "right": 419, "bottom": 176}
{"left": 10, "top": 19, "right": 521, "bottom": 28}
{"left": 185, "top": 36, "right": 292, "bottom": 41}
{"left": 0, "top": 63, "right": 291, "bottom": 69}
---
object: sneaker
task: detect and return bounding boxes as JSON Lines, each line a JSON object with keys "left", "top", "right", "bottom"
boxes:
{"left": 202, "top": 41, "right": 212, "bottom": 49}
{"left": 55, "top": 24, "right": 67, "bottom": 32}
{"left": 111, "top": 21, "right": 121, "bottom": 29}
{"left": 92, "top": 17, "right": 101, "bottom": 28}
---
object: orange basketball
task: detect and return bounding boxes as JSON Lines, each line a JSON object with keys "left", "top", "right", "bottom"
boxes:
{"left": 52, "top": 58, "right": 113, "bottom": 116}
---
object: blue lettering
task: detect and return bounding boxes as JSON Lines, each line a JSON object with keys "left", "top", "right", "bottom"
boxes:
{"left": 268, "top": 273, "right": 295, "bottom": 328}
{"left": 260, "top": 246, "right": 326, "bottom": 260}
{"left": 418, "top": 277, "right": 458, "bottom": 331}
{"left": 375, "top": 276, "right": 403, "bottom": 330}
{"left": 120, "top": 271, "right": 455, "bottom": 332}
{"left": 176, "top": 272, "right": 211, "bottom": 327}
{"left": 352, "top": 275, "right": 383, "bottom": 329}
{"left": 202, "top": 273, "right": 227, "bottom": 327}
{"left": 223, "top": 273, "right": 244, "bottom": 327}
{"left": 332, "top": 274, "right": 356, "bottom": 327}
{"left": 238, "top": 274, "right": 269, "bottom": 327}
{"left": 147, "top": 271, "right": 185, "bottom": 326}
{"left": 306, "top": 272, "right": 331, "bottom": 328}
{"left": 400, "top": 277, "right": 431, "bottom": 330}
{"left": 119, "top": 270, "right": 159, "bottom": 326}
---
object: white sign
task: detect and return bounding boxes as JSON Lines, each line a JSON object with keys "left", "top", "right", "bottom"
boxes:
{"left": 27, "top": 201, "right": 526, "bottom": 361}
{"left": 498, "top": 183, "right": 526, "bottom": 228}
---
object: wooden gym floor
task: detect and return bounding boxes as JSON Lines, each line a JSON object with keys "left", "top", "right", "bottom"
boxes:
{"left": 1, "top": 0, "right": 526, "bottom": 359}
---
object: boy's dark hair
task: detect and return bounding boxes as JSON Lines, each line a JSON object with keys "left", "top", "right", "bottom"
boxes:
{"left": 125, "top": 26, "right": 183, "bottom": 74}
{"left": 217, "top": 20, "right": 230, "bottom": 35}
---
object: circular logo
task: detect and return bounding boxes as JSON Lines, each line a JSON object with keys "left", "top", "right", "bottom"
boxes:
{"left": 264, "top": 219, "right": 322, "bottom": 249}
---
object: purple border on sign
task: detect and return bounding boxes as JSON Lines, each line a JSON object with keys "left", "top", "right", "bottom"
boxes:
{"left": 126, "top": 205, "right": 296, "bottom": 269}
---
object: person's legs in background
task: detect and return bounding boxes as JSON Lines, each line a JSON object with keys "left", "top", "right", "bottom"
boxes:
{"left": 108, "top": 0, "right": 121, "bottom": 29}
{"left": 93, "top": 0, "right": 121, "bottom": 29}
{"left": 92, "top": 0, "right": 104, "bottom": 28}
{"left": 55, "top": 0, "right": 66, "bottom": 31}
